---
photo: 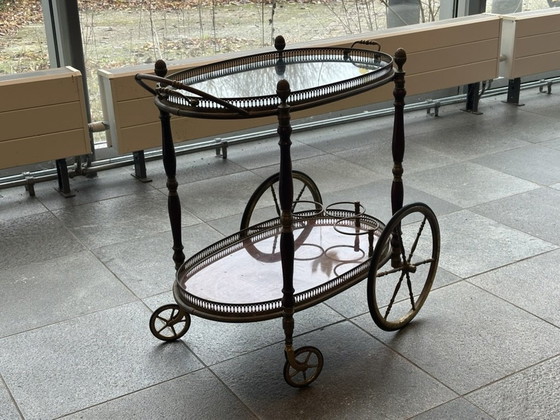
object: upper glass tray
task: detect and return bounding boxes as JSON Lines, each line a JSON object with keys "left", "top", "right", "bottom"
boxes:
{"left": 151, "top": 38, "right": 395, "bottom": 118}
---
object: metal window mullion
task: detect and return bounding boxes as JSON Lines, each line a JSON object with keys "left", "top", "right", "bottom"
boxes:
{"left": 41, "top": 0, "right": 95, "bottom": 165}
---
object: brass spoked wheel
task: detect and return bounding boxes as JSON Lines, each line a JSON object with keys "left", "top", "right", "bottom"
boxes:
{"left": 283, "top": 346, "right": 324, "bottom": 388}
{"left": 367, "top": 203, "right": 440, "bottom": 331}
{"left": 149, "top": 304, "right": 191, "bottom": 341}
{"left": 240, "top": 170, "right": 322, "bottom": 232}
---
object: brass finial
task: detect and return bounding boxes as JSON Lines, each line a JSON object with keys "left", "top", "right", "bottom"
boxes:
{"left": 154, "top": 59, "right": 167, "bottom": 77}
{"left": 277, "top": 79, "right": 291, "bottom": 103}
{"left": 275, "top": 35, "right": 286, "bottom": 52}
{"left": 394, "top": 48, "right": 406, "bottom": 72}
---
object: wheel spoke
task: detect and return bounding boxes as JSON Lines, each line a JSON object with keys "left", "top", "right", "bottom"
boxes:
{"left": 406, "top": 215, "right": 427, "bottom": 263}
{"left": 269, "top": 185, "right": 281, "bottom": 217}
{"left": 376, "top": 265, "right": 404, "bottom": 277}
{"left": 413, "top": 258, "right": 435, "bottom": 267}
{"left": 292, "top": 183, "right": 309, "bottom": 211}
{"left": 396, "top": 230, "right": 408, "bottom": 268}
{"left": 405, "top": 271, "right": 416, "bottom": 310}
{"left": 272, "top": 233, "right": 278, "bottom": 254}
{"left": 384, "top": 270, "right": 406, "bottom": 320}
{"left": 301, "top": 351, "right": 312, "bottom": 365}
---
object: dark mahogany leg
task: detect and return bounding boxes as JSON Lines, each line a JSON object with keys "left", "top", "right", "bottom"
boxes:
{"left": 155, "top": 60, "right": 185, "bottom": 271}
{"left": 276, "top": 80, "right": 295, "bottom": 352}
{"left": 277, "top": 79, "right": 324, "bottom": 388}
{"left": 390, "top": 49, "right": 407, "bottom": 268}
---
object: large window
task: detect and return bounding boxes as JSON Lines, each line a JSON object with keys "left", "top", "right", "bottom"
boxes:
{"left": 80, "top": 0, "right": 443, "bottom": 137}
{"left": 79, "top": 0, "right": 448, "bottom": 143}
{"left": 1, "top": 0, "right": 558, "bottom": 147}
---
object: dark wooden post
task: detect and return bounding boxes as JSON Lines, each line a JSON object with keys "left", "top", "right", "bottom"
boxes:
{"left": 277, "top": 79, "right": 295, "bottom": 350}
{"left": 155, "top": 59, "right": 185, "bottom": 271}
{"left": 391, "top": 49, "right": 407, "bottom": 268}
{"left": 391, "top": 48, "right": 407, "bottom": 217}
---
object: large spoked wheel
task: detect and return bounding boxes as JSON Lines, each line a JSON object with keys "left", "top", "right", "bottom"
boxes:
{"left": 368, "top": 203, "right": 440, "bottom": 331}
{"left": 149, "top": 304, "right": 191, "bottom": 342}
{"left": 283, "top": 346, "right": 324, "bottom": 388}
{"left": 240, "top": 170, "right": 322, "bottom": 232}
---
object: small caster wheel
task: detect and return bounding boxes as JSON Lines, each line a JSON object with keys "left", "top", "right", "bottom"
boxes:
{"left": 149, "top": 304, "right": 190, "bottom": 342}
{"left": 283, "top": 346, "right": 324, "bottom": 388}
{"left": 368, "top": 202, "right": 440, "bottom": 331}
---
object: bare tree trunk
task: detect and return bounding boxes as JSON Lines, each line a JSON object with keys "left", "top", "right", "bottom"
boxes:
{"left": 198, "top": 0, "right": 204, "bottom": 43}
{"left": 212, "top": 0, "right": 218, "bottom": 53}
{"left": 148, "top": 4, "right": 162, "bottom": 59}
{"left": 261, "top": 0, "right": 265, "bottom": 46}
{"left": 269, "top": 0, "right": 277, "bottom": 45}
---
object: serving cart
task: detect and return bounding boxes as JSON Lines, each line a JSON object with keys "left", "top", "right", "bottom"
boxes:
{"left": 136, "top": 36, "right": 440, "bottom": 387}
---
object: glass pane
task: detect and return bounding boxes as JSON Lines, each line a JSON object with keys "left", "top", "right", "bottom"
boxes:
{"left": 77, "top": 1, "right": 445, "bottom": 72}
{"left": 486, "top": 0, "right": 555, "bottom": 13}
{"left": 0, "top": 1, "right": 49, "bottom": 75}
{"left": 78, "top": 0, "right": 443, "bottom": 136}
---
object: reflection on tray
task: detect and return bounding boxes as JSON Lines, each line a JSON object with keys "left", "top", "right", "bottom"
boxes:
{"left": 177, "top": 206, "right": 384, "bottom": 307}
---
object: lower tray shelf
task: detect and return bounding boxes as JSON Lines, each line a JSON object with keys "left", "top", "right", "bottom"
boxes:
{"left": 174, "top": 209, "right": 390, "bottom": 322}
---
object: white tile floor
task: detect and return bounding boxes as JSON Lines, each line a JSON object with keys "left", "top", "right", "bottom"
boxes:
{"left": 1, "top": 89, "right": 560, "bottom": 419}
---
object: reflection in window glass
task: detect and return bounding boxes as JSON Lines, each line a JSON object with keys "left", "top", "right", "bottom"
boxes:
{"left": 78, "top": 0, "right": 444, "bottom": 129}
{"left": 486, "top": 0, "right": 555, "bottom": 13}
{"left": 78, "top": 0, "right": 445, "bottom": 72}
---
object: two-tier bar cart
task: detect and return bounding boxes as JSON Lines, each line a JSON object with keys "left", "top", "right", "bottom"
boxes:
{"left": 136, "top": 36, "right": 440, "bottom": 387}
